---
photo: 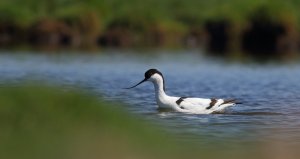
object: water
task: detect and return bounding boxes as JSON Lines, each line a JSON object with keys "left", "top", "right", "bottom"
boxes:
{"left": 1, "top": 50, "right": 300, "bottom": 145}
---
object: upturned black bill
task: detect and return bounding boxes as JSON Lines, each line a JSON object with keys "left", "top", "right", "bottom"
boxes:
{"left": 124, "top": 78, "right": 147, "bottom": 89}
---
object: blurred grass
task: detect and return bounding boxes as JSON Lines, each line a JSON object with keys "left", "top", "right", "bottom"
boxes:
{"left": 1, "top": 0, "right": 300, "bottom": 52}
{"left": 0, "top": 84, "right": 299, "bottom": 159}
{"left": 0, "top": 84, "right": 183, "bottom": 159}
{"left": 0, "top": 84, "right": 213, "bottom": 159}
{"left": 1, "top": 0, "right": 300, "bottom": 27}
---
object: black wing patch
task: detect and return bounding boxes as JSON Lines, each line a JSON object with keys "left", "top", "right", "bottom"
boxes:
{"left": 176, "top": 97, "right": 187, "bottom": 105}
{"left": 206, "top": 98, "right": 217, "bottom": 109}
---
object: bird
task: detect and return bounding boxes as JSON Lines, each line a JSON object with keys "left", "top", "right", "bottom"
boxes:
{"left": 125, "top": 69, "right": 241, "bottom": 114}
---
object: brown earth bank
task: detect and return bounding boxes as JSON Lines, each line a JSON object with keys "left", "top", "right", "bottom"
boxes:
{"left": 1, "top": 13, "right": 300, "bottom": 59}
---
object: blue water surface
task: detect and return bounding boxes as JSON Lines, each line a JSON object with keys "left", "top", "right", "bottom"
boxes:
{"left": 1, "top": 50, "right": 300, "bottom": 145}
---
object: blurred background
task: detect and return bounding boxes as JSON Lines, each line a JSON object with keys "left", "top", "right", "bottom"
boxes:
{"left": 0, "top": 0, "right": 300, "bottom": 60}
{"left": 1, "top": 0, "right": 300, "bottom": 159}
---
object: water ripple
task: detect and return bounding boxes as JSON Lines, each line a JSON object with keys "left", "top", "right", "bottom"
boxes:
{"left": 1, "top": 52, "right": 300, "bottom": 143}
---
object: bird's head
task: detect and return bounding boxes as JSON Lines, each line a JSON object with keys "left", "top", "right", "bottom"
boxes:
{"left": 125, "top": 69, "right": 164, "bottom": 89}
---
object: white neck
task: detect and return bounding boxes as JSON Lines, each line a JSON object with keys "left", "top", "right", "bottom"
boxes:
{"left": 154, "top": 80, "right": 167, "bottom": 99}
{"left": 149, "top": 74, "right": 168, "bottom": 104}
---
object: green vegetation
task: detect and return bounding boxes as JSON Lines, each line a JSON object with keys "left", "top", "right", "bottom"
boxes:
{"left": 0, "top": 84, "right": 299, "bottom": 159}
{"left": 0, "top": 84, "right": 183, "bottom": 159}
{"left": 1, "top": 0, "right": 300, "bottom": 55}
{"left": 1, "top": 0, "right": 300, "bottom": 27}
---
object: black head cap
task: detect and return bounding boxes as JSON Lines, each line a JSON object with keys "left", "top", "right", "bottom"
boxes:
{"left": 144, "top": 69, "right": 165, "bottom": 91}
{"left": 145, "top": 69, "right": 163, "bottom": 79}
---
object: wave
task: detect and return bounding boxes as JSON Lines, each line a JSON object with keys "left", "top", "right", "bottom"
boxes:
{"left": 213, "top": 111, "right": 283, "bottom": 115}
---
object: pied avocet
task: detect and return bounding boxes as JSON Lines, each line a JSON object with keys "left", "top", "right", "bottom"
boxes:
{"left": 125, "top": 69, "right": 240, "bottom": 114}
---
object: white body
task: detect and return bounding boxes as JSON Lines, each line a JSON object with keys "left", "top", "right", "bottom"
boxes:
{"left": 149, "top": 74, "right": 235, "bottom": 114}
